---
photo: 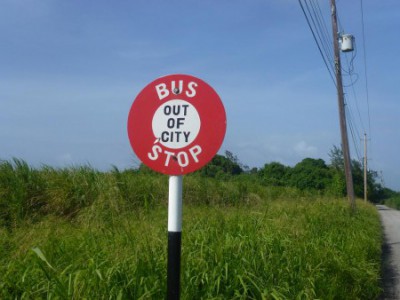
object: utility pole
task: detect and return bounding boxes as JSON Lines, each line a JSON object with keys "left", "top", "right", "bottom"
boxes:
{"left": 330, "top": 0, "right": 356, "bottom": 212}
{"left": 363, "top": 133, "right": 368, "bottom": 202}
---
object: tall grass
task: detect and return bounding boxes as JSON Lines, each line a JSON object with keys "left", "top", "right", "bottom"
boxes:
{"left": 0, "top": 159, "right": 316, "bottom": 228}
{"left": 0, "top": 159, "right": 382, "bottom": 299}
{"left": 384, "top": 195, "right": 400, "bottom": 210}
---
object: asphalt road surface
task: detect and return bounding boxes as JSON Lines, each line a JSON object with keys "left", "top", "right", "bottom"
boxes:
{"left": 378, "top": 205, "right": 400, "bottom": 299}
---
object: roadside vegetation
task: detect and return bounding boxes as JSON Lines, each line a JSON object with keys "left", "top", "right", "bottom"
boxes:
{"left": 0, "top": 150, "right": 386, "bottom": 299}
{"left": 382, "top": 191, "right": 400, "bottom": 210}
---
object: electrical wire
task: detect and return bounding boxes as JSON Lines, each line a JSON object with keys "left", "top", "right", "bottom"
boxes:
{"left": 298, "top": 0, "right": 336, "bottom": 86}
{"left": 336, "top": 6, "right": 367, "bottom": 163}
{"left": 343, "top": 41, "right": 366, "bottom": 134}
{"left": 360, "top": 0, "right": 372, "bottom": 140}
{"left": 311, "top": 0, "right": 334, "bottom": 55}
{"left": 345, "top": 99, "right": 362, "bottom": 161}
{"left": 342, "top": 46, "right": 357, "bottom": 77}
{"left": 307, "top": 0, "right": 335, "bottom": 72}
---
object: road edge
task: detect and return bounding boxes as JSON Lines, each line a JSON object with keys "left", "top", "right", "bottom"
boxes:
{"left": 378, "top": 205, "right": 398, "bottom": 300}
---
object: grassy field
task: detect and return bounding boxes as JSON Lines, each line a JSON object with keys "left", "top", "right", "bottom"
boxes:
{"left": 0, "top": 159, "right": 382, "bottom": 299}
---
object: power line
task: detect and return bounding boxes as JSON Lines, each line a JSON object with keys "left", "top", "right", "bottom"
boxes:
{"left": 311, "top": 0, "right": 334, "bottom": 55}
{"left": 340, "top": 1, "right": 373, "bottom": 163}
{"left": 335, "top": 5, "right": 367, "bottom": 163}
{"left": 298, "top": 0, "right": 336, "bottom": 86}
{"left": 343, "top": 45, "right": 366, "bottom": 135}
{"left": 345, "top": 100, "right": 362, "bottom": 161}
{"left": 360, "top": 0, "right": 372, "bottom": 138}
{"left": 307, "top": 0, "right": 335, "bottom": 70}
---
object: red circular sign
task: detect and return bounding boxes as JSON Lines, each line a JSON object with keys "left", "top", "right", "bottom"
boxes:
{"left": 127, "top": 74, "right": 227, "bottom": 175}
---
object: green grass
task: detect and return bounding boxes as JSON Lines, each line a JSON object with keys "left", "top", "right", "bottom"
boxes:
{"left": 384, "top": 195, "right": 400, "bottom": 210}
{"left": 0, "top": 159, "right": 383, "bottom": 299}
{"left": 0, "top": 202, "right": 382, "bottom": 299}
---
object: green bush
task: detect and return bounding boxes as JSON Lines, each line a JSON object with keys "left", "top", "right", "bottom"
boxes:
{"left": 385, "top": 196, "right": 400, "bottom": 210}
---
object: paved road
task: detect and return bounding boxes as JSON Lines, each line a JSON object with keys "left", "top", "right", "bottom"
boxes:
{"left": 378, "top": 205, "right": 400, "bottom": 299}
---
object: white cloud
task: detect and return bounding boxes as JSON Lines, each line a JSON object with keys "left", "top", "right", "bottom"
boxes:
{"left": 294, "top": 141, "right": 318, "bottom": 157}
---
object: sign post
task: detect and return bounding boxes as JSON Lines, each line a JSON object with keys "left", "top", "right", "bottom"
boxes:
{"left": 127, "top": 74, "right": 226, "bottom": 299}
{"left": 167, "top": 175, "right": 183, "bottom": 299}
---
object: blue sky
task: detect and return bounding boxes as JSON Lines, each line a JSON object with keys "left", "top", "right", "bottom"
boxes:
{"left": 1, "top": 0, "right": 400, "bottom": 191}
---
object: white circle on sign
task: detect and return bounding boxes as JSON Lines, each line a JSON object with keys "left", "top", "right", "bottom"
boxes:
{"left": 152, "top": 99, "right": 201, "bottom": 149}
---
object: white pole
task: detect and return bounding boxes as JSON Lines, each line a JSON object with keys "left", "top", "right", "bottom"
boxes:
{"left": 168, "top": 175, "right": 183, "bottom": 232}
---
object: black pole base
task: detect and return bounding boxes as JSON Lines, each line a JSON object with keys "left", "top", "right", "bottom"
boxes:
{"left": 167, "top": 231, "right": 182, "bottom": 300}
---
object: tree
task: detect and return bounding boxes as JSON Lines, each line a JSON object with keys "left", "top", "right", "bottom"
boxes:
{"left": 259, "top": 162, "right": 290, "bottom": 186}
{"left": 288, "top": 158, "right": 331, "bottom": 190}
{"left": 197, "top": 151, "right": 243, "bottom": 178}
{"left": 351, "top": 160, "right": 365, "bottom": 198}
{"left": 328, "top": 145, "right": 384, "bottom": 201}
{"left": 225, "top": 150, "right": 249, "bottom": 172}
{"left": 328, "top": 145, "right": 344, "bottom": 171}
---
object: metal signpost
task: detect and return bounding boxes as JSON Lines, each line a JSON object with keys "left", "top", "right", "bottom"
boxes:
{"left": 127, "top": 74, "right": 226, "bottom": 299}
